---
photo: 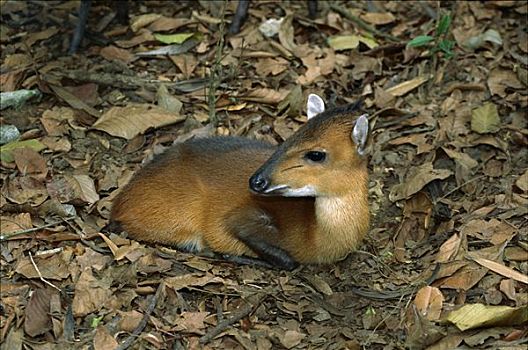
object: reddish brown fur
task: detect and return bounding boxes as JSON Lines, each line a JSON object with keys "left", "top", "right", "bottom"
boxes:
{"left": 111, "top": 108, "right": 369, "bottom": 264}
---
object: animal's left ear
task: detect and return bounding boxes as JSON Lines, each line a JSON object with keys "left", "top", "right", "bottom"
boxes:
{"left": 307, "top": 94, "right": 325, "bottom": 120}
{"left": 352, "top": 114, "right": 369, "bottom": 156}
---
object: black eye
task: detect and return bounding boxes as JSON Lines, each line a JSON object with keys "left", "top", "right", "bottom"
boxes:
{"left": 304, "top": 151, "right": 326, "bottom": 162}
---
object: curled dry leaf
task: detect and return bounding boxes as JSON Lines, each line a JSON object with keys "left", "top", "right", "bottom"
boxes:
{"left": 436, "top": 233, "right": 462, "bottom": 263}
{"left": 47, "top": 175, "right": 99, "bottom": 205}
{"left": 472, "top": 257, "right": 528, "bottom": 284}
{"left": 92, "top": 104, "right": 185, "bottom": 140}
{"left": 385, "top": 75, "right": 430, "bottom": 97}
{"left": 307, "top": 274, "right": 333, "bottom": 296}
{"left": 515, "top": 169, "right": 528, "bottom": 192}
{"left": 442, "top": 147, "right": 479, "bottom": 169}
{"left": 389, "top": 163, "right": 453, "bottom": 202}
{"left": 130, "top": 13, "right": 162, "bottom": 32}
{"left": 446, "top": 303, "right": 528, "bottom": 331}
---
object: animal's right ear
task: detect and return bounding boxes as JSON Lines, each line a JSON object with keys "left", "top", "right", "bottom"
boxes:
{"left": 307, "top": 94, "right": 325, "bottom": 120}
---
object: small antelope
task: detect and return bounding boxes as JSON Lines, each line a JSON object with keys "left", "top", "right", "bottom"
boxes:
{"left": 110, "top": 94, "right": 369, "bottom": 270}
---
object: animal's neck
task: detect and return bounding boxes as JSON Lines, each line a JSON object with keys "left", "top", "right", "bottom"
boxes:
{"left": 313, "top": 182, "right": 369, "bottom": 262}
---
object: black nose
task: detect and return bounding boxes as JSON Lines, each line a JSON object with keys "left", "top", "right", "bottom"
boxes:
{"left": 249, "top": 173, "right": 269, "bottom": 192}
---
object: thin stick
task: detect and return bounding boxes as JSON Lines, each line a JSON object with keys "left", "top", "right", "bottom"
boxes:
{"left": 438, "top": 174, "right": 487, "bottom": 200}
{"left": 0, "top": 217, "right": 75, "bottom": 241}
{"left": 28, "top": 252, "right": 61, "bottom": 292}
{"left": 200, "top": 295, "right": 264, "bottom": 344}
{"left": 116, "top": 282, "right": 164, "bottom": 350}
{"left": 329, "top": 4, "right": 399, "bottom": 42}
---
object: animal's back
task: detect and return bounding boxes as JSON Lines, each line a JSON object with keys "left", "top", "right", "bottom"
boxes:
{"left": 111, "top": 136, "right": 276, "bottom": 252}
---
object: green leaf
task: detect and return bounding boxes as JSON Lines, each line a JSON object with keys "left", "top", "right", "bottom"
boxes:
{"left": 91, "top": 315, "right": 104, "bottom": 328}
{"left": 471, "top": 103, "right": 500, "bottom": 134}
{"left": 407, "top": 35, "right": 434, "bottom": 47}
{"left": 436, "top": 14, "right": 452, "bottom": 37}
{"left": 0, "top": 139, "right": 46, "bottom": 163}
{"left": 438, "top": 39, "right": 455, "bottom": 58}
{"left": 153, "top": 33, "right": 195, "bottom": 44}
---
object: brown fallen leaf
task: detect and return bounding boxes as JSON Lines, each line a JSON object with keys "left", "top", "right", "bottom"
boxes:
{"left": 515, "top": 169, "right": 528, "bottom": 192}
{"left": 100, "top": 45, "right": 136, "bottom": 64}
{"left": 92, "top": 104, "right": 185, "bottom": 139}
{"left": 12, "top": 148, "right": 47, "bottom": 177}
{"left": 25, "top": 27, "right": 59, "bottom": 46}
{"left": 72, "top": 268, "right": 112, "bottom": 317}
{"left": 24, "top": 288, "right": 58, "bottom": 337}
{"left": 48, "top": 84, "right": 101, "bottom": 119}
{"left": 471, "top": 257, "right": 528, "bottom": 284}
{"left": 487, "top": 68, "right": 523, "bottom": 97}
{"left": 130, "top": 13, "right": 162, "bottom": 32}
{"left": 173, "top": 312, "right": 209, "bottom": 332}
{"left": 446, "top": 303, "right": 528, "bottom": 331}
{"left": 414, "top": 286, "right": 444, "bottom": 321}
{"left": 389, "top": 163, "right": 453, "bottom": 202}
{"left": 442, "top": 147, "right": 479, "bottom": 169}
{"left": 435, "top": 233, "right": 462, "bottom": 263}
{"left": 118, "top": 310, "right": 143, "bottom": 332}
{"left": 94, "top": 326, "right": 118, "bottom": 350}
{"left": 241, "top": 88, "right": 290, "bottom": 104}
{"left": 2, "top": 176, "right": 48, "bottom": 206}
{"left": 307, "top": 274, "right": 333, "bottom": 296}
{"left": 280, "top": 330, "right": 306, "bottom": 349}
{"left": 47, "top": 175, "right": 99, "bottom": 205}
{"left": 164, "top": 274, "right": 227, "bottom": 291}
{"left": 385, "top": 76, "right": 430, "bottom": 97}
{"left": 15, "top": 252, "right": 71, "bottom": 280}
{"left": 499, "top": 279, "right": 517, "bottom": 302}
{"left": 440, "top": 262, "right": 488, "bottom": 291}
{"left": 361, "top": 12, "right": 396, "bottom": 25}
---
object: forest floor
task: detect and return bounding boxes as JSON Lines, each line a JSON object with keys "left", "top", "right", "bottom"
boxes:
{"left": 1, "top": 1, "right": 527, "bottom": 349}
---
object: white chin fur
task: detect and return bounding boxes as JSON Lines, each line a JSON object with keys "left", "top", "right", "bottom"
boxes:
{"left": 281, "top": 185, "right": 317, "bottom": 197}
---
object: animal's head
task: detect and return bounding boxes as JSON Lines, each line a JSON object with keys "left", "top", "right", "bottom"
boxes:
{"left": 249, "top": 94, "right": 369, "bottom": 197}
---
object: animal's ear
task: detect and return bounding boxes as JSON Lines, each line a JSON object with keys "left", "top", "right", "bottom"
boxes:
{"left": 307, "top": 94, "right": 325, "bottom": 120}
{"left": 352, "top": 114, "right": 369, "bottom": 156}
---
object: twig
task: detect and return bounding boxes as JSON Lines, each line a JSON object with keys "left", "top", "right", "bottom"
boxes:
{"left": 200, "top": 294, "right": 265, "bottom": 344}
{"left": 207, "top": 2, "right": 228, "bottom": 126}
{"left": 329, "top": 4, "right": 399, "bottom": 42}
{"left": 116, "top": 282, "right": 165, "bottom": 350}
{"left": 438, "top": 174, "right": 487, "bottom": 200}
{"left": 28, "top": 252, "right": 61, "bottom": 292}
{"left": 0, "top": 217, "right": 75, "bottom": 241}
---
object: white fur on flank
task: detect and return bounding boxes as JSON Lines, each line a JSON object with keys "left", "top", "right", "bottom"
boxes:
{"left": 281, "top": 185, "right": 317, "bottom": 197}
{"left": 178, "top": 237, "right": 203, "bottom": 252}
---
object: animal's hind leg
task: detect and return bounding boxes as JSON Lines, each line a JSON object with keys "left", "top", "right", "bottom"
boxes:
{"left": 225, "top": 208, "right": 299, "bottom": 271}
